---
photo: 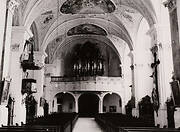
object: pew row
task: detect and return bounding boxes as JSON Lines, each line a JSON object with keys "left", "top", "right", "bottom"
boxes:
{"left": 0, "top": 113, "right": 78, "bottom": 132}
{"left": 95, "top": 113, "right": 180, "bottom": 132}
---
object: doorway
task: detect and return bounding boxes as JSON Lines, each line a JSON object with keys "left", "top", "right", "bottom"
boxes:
{"left": 78, "top": 93, "right": 99, "bottom": 117}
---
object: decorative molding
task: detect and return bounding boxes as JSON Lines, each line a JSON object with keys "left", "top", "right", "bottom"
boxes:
{"left": 115, "top": 6, "right": 136, "bottom": 23}
{"left": 8, "top": 0, "right": 20, "bottom": 14}
{"left": 164, "top": 0, "right": 176, "bottom": 13}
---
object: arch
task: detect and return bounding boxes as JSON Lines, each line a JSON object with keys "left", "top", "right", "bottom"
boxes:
{"left": 46, "top": 35, "right": 122, "bottom": 65}
{"left": 78, "top": 93, "right": 100, "bottom": 116}
{"left": 54, "top": 92, "right": 75, "bottom": 113}
{"left": 55, "top": 40, "right": 122, "bottom": 77}
{"left": 23, "top": 0, "right": 157, "bottom": 31}
{"left": 103, "top": 92, "right": 122, "bottom": 113}
{"left": 41, "top": 17, "right": 133, "bottom": 51}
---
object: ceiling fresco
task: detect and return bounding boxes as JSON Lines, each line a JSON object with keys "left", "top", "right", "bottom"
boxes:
{"left": 60, "top": 0, "right": 116, "bottom": 14}
{"left": 67, "top": 24, "right": 107, "bottom": 36}
{"left": 25, "top": 0, "right": 156, "bottom": 54}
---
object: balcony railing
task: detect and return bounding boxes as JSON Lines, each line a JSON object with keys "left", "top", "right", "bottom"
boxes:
{"left": 49, "top": 76, "right": 124, "bottom": 92}
{"left": 51, "top": 76, "right": 97, "bottom": 82}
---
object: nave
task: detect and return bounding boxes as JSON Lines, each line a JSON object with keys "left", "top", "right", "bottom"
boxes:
{"left": 72, "top": 118, "right": 103, "bottom": 132}
{"left": 1, "top": 0, "right": 180, "bottom": 129}
{"left": 0, "top": 113, "right": 179, "bottom": 132}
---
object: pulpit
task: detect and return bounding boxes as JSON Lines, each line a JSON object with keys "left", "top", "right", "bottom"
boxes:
{"left": 20, "top": 38, "right": 43, "bottom": 72}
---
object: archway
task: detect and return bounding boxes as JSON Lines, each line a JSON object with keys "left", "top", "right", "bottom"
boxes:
{"left": 78, "top": 93, "right": 99, "bottom": 116}
{"left": 103, "top": 93, "right": 122, "bottom": 113}
{"left": 55, "top": 92, "right": 75, "bottom": 113}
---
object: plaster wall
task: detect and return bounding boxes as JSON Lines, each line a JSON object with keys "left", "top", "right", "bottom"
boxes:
{"left": 135, "top": 18, "right": 153, "bottom": 102}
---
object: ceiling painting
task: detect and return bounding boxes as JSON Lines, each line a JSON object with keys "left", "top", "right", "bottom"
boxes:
{"left": 60, "top": 0, "right": 116, "bottom": 14}
{"left": 67, "top": 24, "right": 107, "bottom": 36}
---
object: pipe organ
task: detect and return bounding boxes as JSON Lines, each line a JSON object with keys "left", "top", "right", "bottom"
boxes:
{"left": 73, "top": 58, "right": 104, "bottom": 76}
{"left": 72, "top": 42, "right": 104, "bottom": 77}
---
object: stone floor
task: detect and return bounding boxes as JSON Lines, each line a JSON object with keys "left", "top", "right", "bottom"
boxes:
{"left": 73, "top": 118, "right": 104, "bottom": 132}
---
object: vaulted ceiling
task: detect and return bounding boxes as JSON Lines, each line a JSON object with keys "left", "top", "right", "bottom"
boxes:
{"left": 14, "top": 0, "right": 157, "bottom": 63}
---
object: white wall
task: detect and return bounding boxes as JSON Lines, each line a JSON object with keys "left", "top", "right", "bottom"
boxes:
{"left": 135, "top": 18, "right": 153, "bottom": 102}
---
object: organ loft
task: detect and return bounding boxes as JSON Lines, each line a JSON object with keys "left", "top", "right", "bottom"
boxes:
{"left": 0, "top": 0, "right": 180, "bottom": 131}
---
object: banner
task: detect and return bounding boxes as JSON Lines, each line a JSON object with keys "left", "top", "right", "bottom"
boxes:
{"left": 1, "top": 77, "right": 11, "bottom": 105}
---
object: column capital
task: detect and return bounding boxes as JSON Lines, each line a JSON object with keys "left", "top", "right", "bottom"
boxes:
{"left": 163, "top": 0, "right": 176, "bottom": 12}
{"left": 8, "top": 0, "right": 20, "bottom": 14}
{"left": 34, "top": 51, "right": 47, "bottom": 59}
{"left": 127, "top": 50, "right": 134, "bottom": 57}
{"left": 12, "top": 26, "right": 33, "bottom": 37}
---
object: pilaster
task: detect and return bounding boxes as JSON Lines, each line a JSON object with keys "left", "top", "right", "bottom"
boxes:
{"left": 9, "top": 26, "right": 32, "bottom": 125}
{"left": 33, "top": 51, "right": 46, "bottom": 116}
{"left": 0, "top": 0, "right": 21, "bottom": 126}
{"left": 147, "top": 15, "right": 173, "bottom": 127}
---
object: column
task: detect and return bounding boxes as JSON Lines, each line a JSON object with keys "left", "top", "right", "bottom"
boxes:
{"left": 132, "top": 55, "right": 141, "bottom": 117}
{"left": 99, "top": 97, "right": 103, "bottom": 113}
{"left": 75, "top": 98, "right": 78, "bottom": 113}
{"left": 53, "top": 59, "right": 61, "bottom": 76}
{"left": 164, "top": 0, "right": 180, "bottom": 81}
{"left": 165, "top": 0, "right": 180, "bottom": 128}
{"left": 9, "top": 26, "right": 32, "bottom": 125}
{"left": 0, "top": 0, "right": 8, "bottom": 126}
{"left": 128, "top": 51, "right": 137, "bottom": 116}
{"left": 43, "top": 64, "right": 55, "bottom": 114}
{"left": 147, "top": 3, "right": 173, "bottom": 126}
{"left": 0, "top": 0, "right": 20, "bottom": 126}
{"left": 33, "top": 52, "right": 46, "bottom": 116}
{"left": 0, "top": 0, "right": 7, "bottom": 73}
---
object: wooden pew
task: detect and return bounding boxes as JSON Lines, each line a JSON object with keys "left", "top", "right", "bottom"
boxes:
{"left": 95, "top": 114, "right": 180, "bottom": 132}
{"left": 0, "top": 127, "right": 48, "bottom": 132}
{"left": 122, "top": 127, "right": 180, "bottom": 132}
{"left": 0, "top": 113, "right": 78, "bottom": 132}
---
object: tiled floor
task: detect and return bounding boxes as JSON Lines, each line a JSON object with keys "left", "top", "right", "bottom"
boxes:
{"left": 73, "top": 118, "right": 104, "bottom": 132}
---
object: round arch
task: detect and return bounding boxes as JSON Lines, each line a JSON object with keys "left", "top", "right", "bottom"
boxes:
{"left": 54, "top": 92, "right": 76, "bottom": 113}
{"left": 47, "top": 36, "right": 122, "bottom": 77}
{"left": 103, "top": 92, "right": 122, "bottom": 113}
{"left": 41, "top": 17, "right": 133, "bottom": 51}
{"left": 78, "top": 93, "right": 100, "bottom": 116}
{"left": 52, "top": 35, "right": 122, "bottom": 63}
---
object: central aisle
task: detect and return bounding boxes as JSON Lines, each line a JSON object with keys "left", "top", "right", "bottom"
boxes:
{"left": 73, "top": 118, "right": 104, "bottom": 132}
